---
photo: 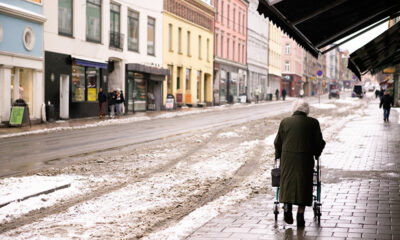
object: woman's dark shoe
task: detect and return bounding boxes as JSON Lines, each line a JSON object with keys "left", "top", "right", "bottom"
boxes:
{"left": 283, "top": 204, "right": 293, "bottom": 224}
{"left": 297, "top": 213, "right": 305, "bottom": 227}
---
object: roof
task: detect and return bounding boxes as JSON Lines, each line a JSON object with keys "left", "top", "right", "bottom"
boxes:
{"left": 257, "top": 0, "right": 400, "bottom": 58}
{"left": 348, "top": 22, "right": 400, "bottom": 79}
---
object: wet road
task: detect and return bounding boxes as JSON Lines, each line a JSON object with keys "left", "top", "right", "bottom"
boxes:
{"left": 0, "top": 96, "right": 328, "bottom": 177}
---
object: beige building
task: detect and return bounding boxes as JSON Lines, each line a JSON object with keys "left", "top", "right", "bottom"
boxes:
{"left": 163, "top": 0, "right": 214, "bottom": 107}
{"left": 268, "top": 23, "right": 283, "bottom": 99}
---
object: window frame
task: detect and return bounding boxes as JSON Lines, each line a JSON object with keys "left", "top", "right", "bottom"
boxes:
{"left": 147, "top": 16, "right": 156, "bottom": 56}
{"left": 127, "top": 9, "right": 139, "bottom": 52}
{"left": 86, "top": 0, "right": 102, "bottom": 43}
{"left": 58, "top": 0, "right": 73, "bottom": 37}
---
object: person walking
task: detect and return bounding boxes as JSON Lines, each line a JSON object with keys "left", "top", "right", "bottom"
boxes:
{"left": 115, "top": 90, "right": 125, "bottom": 117}
{"left": 275, "top": 89, "right": 280, "bottom": 101}
{"left": 98, "top": 88, "right": 107, "bottom": 119}
{"left": 108, "top": 89, "right": 116, "bottom": 118}
{"left": 379, "top": 90, "right": 394, "bottom": 122}
{"left": 282, "top": 89, "right": 287, "bottom": 100}
{"left": 274, "top": 99, "right": 325, "bottom": 227}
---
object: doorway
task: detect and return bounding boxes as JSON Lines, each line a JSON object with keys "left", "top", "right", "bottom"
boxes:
{"left": 60, "top": 74, "right": 69, "bottom": 119}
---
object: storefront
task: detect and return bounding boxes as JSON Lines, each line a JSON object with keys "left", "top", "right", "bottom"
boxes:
{"left": 45, "top": 51, "right": 108, "bottom": 119}
{"left": 125, "top": 63, "right": 169, "bottom": 112}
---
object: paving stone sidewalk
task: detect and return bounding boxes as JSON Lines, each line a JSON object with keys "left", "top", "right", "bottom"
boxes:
{"left": 187, "top": 100, "right": 400, "bottom": 240}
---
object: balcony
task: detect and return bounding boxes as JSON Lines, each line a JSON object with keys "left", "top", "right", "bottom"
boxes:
{"left": 109, "top": 31, "right": 124, "bottom": 49}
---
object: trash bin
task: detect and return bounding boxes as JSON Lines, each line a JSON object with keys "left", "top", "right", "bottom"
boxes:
{"left": 46, "top": 103, "right": 55, "bottom": 122}
{"left": 268, "top": 94, "right": 273, "bottom": 101}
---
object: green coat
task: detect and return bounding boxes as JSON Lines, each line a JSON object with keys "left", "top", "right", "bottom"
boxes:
{"left": 274, "top": 111, "right": 325, "bottom": 206}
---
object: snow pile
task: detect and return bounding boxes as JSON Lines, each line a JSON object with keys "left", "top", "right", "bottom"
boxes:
{"left": 311, "top": 103, "right": 336, "bottom": 109}
{"left": 217, "top": 131, "right": 239, "bottom": 138}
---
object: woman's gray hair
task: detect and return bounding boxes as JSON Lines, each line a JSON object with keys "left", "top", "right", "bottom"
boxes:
{"left": 292, "top": 99, "right": 310, "bottom": 115}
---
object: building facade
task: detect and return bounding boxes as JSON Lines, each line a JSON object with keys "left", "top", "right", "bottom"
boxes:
{"left": 325, "top": 46, "right": 340, "bottom": 93}
{"left": 213, "top": 0, "right": 248, "bottom": 104}
{"left": 43, "top": 0, "right": 167, "bottom": 119}
{"left": 267, "top": 22, "right": 282, "bottom": 100}
{"left": 246, "top": 0, "right": 268, "bottom": 102}
{"left": 0, "top": 0, "right": 46, "bottom": 124}
{"left": 163, "top": 0, "right": 214, "bottom": 107}
{"left": 281, "top": 34, "right": 303, "bottom": 97}
{"left": 302, "top": 51, "right": 327, "bottom": 96}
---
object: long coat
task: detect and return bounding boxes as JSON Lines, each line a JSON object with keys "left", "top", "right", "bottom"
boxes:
{"left": 274, "top": 111, "right": 325, "bottom": 206}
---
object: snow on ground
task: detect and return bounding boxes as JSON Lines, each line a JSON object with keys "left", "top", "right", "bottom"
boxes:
{"left": 0, "top": 175, "right": 111, "bottom": 225}
{"left": 393, "top": 108, "right": 400, "bottom": 124}
{"left": 311, "top": 103, "right": 337, "bottom": 109}
{"left": 217, "top": 131, "right": 239, "bottom": 138}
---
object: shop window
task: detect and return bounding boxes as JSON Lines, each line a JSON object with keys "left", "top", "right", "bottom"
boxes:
{"left": 72, "top": 63, "right": 100, "bottom": 102}
{"left": 186, "top": 69, "right": 191, "bottom": 90}
{"left": 177, "top": 66, "right": 182, "bottom": 89}
{"left": 59, "top": 0, "right": 73, "bottom": 36}
{"left": 86, "top": 0, "right": 101, "bottom": 42}
{"left": 197, "top": 71, "right": 201, "bottom": 102}
{"left": 11, "top": 68, "right": 33, "bottom": 116}
{"left": 128, "top": 10, "right": 139, "bottom": 52}
{"left": 133, "top": 73, "right": 147, "bottom": 111}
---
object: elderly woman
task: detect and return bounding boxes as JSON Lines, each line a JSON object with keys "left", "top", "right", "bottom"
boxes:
{"left": 274, "top": 99, "right": 325, "bottom": 227}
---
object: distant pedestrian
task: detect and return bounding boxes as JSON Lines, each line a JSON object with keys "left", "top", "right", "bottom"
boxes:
{"left": 275, "top": 89, "right": 280, "bottom": 101}
{"left": 282, "top": 89, "right": 287, "bottom": 100}
{"left": 375, "top": 89, "right": 380, "bottom": 99}
{"left": 98, "top": 88, "right": 107, "bottom": 119}
{"left": 274, "top": 99, "right": 325, "bottom": 227}
{"left": 379, "top": 90, "right": 394, "bottom": 122}
{"left": 299, "top": 88, "right": 304, "bottom": 98}
{"left": 115, "top": 90, "right": 125, "bottom": 117}
{"left": 108, "top": 89, "right": 116, "bottom": 118}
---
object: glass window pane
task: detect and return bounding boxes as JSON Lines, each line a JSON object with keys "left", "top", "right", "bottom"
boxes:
{"left": 58, "top": 0, "right": 72, "bottom": 35}
{"left": 128, "top": 10, "right": 139, "bottom": 51}
{"left": 86, "top": 0, "right": 101, "bottom": 42}
{"left": 86, "top": 67, "right": 99, "bottom": 102}
{"left": 147, "top": 17, "right": 155, "bottom": 55}
{"left": 72, "top": 64, "right": 86, "bottom": 102}
{"left": 186, "top": 69, "right": 191, "bottom": 90}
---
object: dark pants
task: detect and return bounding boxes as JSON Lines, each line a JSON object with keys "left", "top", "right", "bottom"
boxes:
{"left": 99, "top": 102, "right": 106, "bottom": 117}
{"left": 383, "top": 108, "right": 391, "bottom": 121}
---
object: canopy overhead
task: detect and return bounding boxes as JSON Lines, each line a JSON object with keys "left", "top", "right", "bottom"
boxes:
{"left": 348, "top": 22, "right": 400, "bottom": 79}
{"left": 257, "top": 0, "right": 400, "bottom": 58}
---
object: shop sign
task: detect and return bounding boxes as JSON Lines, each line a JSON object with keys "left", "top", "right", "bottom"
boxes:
{"left": 166, "top": 94, "right": 175, "bottom": 110}
{"left": 87, "top": 88, "right": 97, "bottom": 101}
{"left": 185, "top": 94, "right": 192, "bottom": 104}
{"left": 9, "top": 107, "right": 25, "bottom": 126}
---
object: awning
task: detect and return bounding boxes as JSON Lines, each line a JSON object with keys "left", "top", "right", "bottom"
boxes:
{"left": 348, "top": 22, "right": 400, "bottom": 78}
{"left": 257, "top": 0, "right": 400, "bottom": 58}
{"left": 71, "top": 56, "right": 108, "bottom": 69}
{"left": 126, "top": 63, "right": 170, "bottom": 76}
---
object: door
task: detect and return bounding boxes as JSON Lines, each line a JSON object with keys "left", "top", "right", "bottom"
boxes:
{"left": 60, "top": 74, "right": 69, "bottom": 119}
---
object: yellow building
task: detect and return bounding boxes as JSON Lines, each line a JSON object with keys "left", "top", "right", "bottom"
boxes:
{"left": 163, "top": 0, "right": 214, "bottom": 106}
{"left": 268, "top": 22, "right": 283, "bottom": 98}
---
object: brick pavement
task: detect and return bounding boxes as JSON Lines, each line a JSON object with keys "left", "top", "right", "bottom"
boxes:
{"left": 187, "top": 100, "right": 400, "bottom": 240}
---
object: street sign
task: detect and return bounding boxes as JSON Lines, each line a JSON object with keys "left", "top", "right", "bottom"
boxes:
{"left": 317, "top": 70, "right": 323, "bottom": 77}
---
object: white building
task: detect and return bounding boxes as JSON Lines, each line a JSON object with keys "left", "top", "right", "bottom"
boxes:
{"left": 43, "top": 0, "right": 167, "bottom": 119}
{"left": 246, "top": 0, "right": 269, "bottom": 101}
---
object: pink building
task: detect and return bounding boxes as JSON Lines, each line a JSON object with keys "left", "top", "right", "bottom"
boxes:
{"left": 281, "top": 34, "right": 303, "bottom": 97}
{"left": 213, "top": 0, "right": 248, "bottom": 104}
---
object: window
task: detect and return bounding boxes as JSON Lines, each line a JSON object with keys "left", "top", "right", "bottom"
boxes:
{"left": 242, "top": 13, "right": 245, "bottom": 34}
{"left": 285, "top": 43, "right": 290, "bottom": 54}
{"left": 167, "top": 65, "right": 173, "bottom": 94}
{"left": 215, "top": 0, "right": 219, "bottom": 22}
{"left": 71, "top": 63, "right": 100, "bottom": 102}
{"left": 177, "top": 66, "right": 182, "bottom": 89}
{"left": 168, "top": 24, "right": 173, "bottom": 51}
{"left": 221, "top": 1, "right": 224, "bottom": 25}
{"left": 128, "top": 10, "right": 139, "bottom": 52}
{"left": 242, "top": 42, "right": 245, "bottom": 63}
{"left": 110, "top": 3, "right": 121, "bottom": 48}
{"left": 58, "top": 0, "right": 73, "bottom": 36}
{"left": 178, "top": 27, "right": 182, "bottom": 53}
{"left": 207, "top": 38, "right": 210, "bottom": 61}
{"left": 186, "top": 68, "right": 191, "bottom": 90}
{"left": 285, "top": 61, "right": 290, "bottom": 72}
{"left": 227, "top": 4, "right": 230, "bottom": 28}
{"left": 221, "top": 31, "right": 224, "bottom": 58}
{"left": 187, "top": 31, "right": 191, "bottom": 56}
{"left": 215, "top": 32, "right": 219, "bottom": 57}
{"left": 198, "top": 35, "right": 202, "bottom": 59}
{"left": 238, "top": 41, "right": 240, "bottom": 62}
{"left": 233, "top": 37, "right": 236, "bottom": 61}
{"left": 147, "top": 17, "right": 155, "bottom": 55}
{"left": 86, "top": 0, "right": 101, "bottom": 42}
{"left": 238, "top": 11, "right": 241, "bottom": 33}
{"left": 227, "top": 34, "right": 230, "bottom": 59}
{"left": 233, "top": 7, "right": 236, "bottom": 31}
